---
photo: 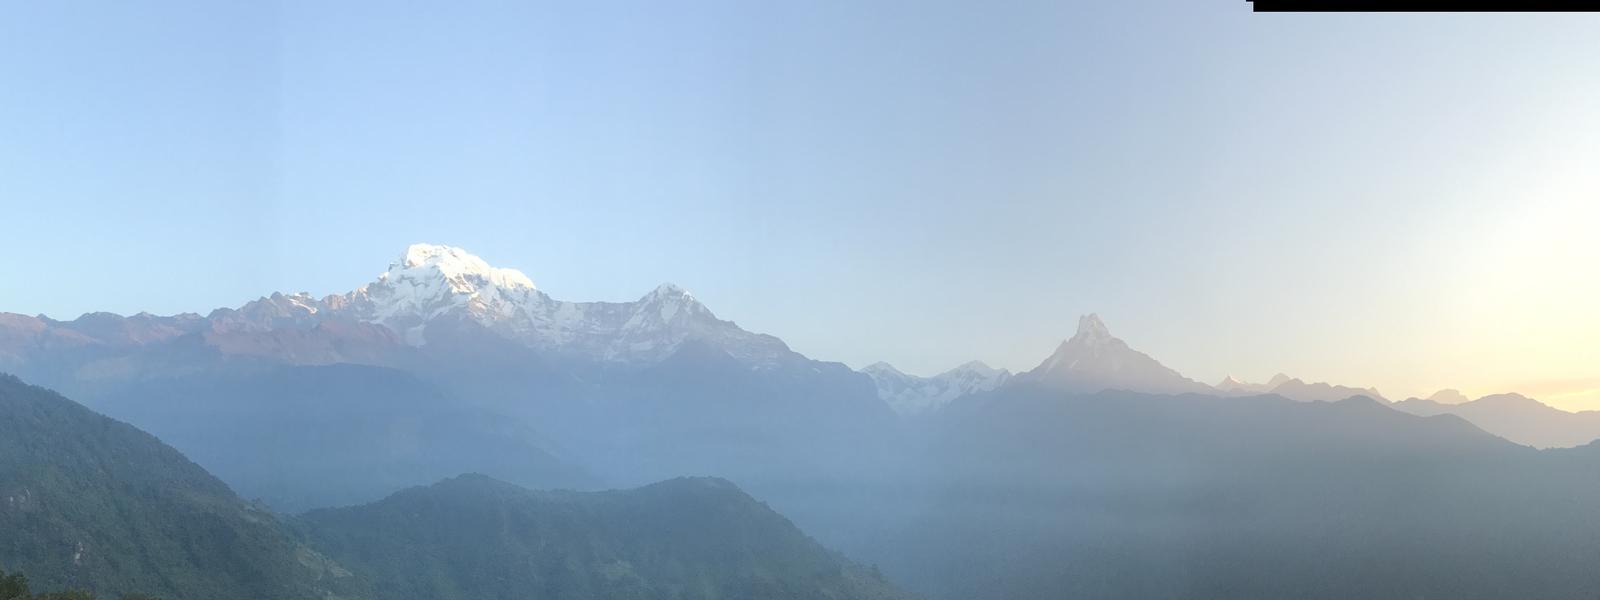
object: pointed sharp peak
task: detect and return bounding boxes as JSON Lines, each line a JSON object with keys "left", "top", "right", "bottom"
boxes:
{"left": 862, "top": 361, "right": 904, "bottom": 375}
{"left": 1074, "top": 313, "right": 1113, "bottom": 341}
{"left": 642, "top": 282, "right": 694, "bottom": 300}
{"left": 1216, "top": 374, "right": 1252, "bottom": 387}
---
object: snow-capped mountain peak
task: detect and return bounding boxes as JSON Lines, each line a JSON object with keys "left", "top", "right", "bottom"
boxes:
{"left": 178, "top": 244, "right": 800, "bottom": 367}
{"left": 645, "top": 282, "right": 690, "bottom": 298}
{"left": 1075, "top": 313, "right": 1113, "bottom": 345}
{"left": 317, "top": 245, "right": 791, "bottom": 366}
{"left": 390, "top": 243, "right": 536, "bottom": 292}
{"left": 350, "top": 244, "right": 543, "bottom": 333}
{"left": 1023, "top": 313, "right": 1211, "bottom": 395}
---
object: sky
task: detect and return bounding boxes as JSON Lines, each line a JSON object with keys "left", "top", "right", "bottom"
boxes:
{"left": 2, "top": 1, "right": 1597, "bottom": 409}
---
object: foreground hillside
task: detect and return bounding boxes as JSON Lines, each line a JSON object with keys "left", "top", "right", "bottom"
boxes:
{"left": 0, "top": 375, "right": 365, "bottom": 600}
{"left": 0, "top": 374, "right": 913, "bottom": 600}
{"left": 297, "top": 474, "right": 912, "bottom": 600}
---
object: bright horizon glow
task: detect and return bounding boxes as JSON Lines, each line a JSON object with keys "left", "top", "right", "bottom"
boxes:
{"left": 1, "top": 3, "right": 1596, "bottom": 411}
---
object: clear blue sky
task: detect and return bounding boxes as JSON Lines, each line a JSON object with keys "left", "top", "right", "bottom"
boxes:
{"left": 2, "top": 1, "right": 1597, "bottom": 406}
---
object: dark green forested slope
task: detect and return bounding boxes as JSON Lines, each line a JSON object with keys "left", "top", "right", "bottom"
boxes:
{"left": 0, "top": 375, "right": 367, "bottom": 600}
{"left": 297, "top": 474, "right": 915, "bottom": 600}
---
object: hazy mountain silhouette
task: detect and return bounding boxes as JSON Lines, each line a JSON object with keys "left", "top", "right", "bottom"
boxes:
{"left": 91, "top": 363, "right": 598, "bottom": 512}
{"left": 1265, "top": 377, "right": 1386, "bottom": 402}
{"left": 881, "top": 383, "right": 1600, "bottom": 600}
{"left": 1393, "top": 392, "right": 1600, "bottom": 448}
{"left": 1213, "top": 373, "right": 1385, "bottom": 402}
{"left": 1016, "top": 314, "right": 1212, "bottom": 395}
{"left": 861, "top": 361, "right": 1011, "bottom": 415}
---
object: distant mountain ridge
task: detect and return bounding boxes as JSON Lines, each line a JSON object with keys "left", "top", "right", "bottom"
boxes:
{"left": 0, "top": 243, "right": 805, "bottom": 373}
{"left": 861, "top": 361, "right": 1011, "bottom": 415}
{"left": 1211, "top": 373, "right": 1386, "bottom": 402}
{"left": 1393, "top": 392, "right": 1600, "bottom": 449}
{"left": 227, "top": 244, "right": 798, "bottom": 366}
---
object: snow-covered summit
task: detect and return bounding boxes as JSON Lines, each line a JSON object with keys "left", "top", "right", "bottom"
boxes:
{"left": 1075, "top": 313, "right": 1113, "bottom": 345}
{"left": 353, "top": 244, "right": 543, "bottom": 327}
{"left": 396, "top": 243, "right": 537, "bottom": 291}
{"left": 315, "top": 244, "right": 792, "bottom": 365}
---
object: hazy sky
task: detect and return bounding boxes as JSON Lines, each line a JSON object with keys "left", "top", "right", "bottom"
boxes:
{"left": 2, "top": 2, "right": 1597, "bottom": 409}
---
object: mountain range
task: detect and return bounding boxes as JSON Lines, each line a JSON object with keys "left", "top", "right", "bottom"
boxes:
{"left": 1393, "top": 392, "right": 1600, "bottom": 449}
{"left": 6, "top": 243, "right": 1600, "bottom": 600}
{"left": 861, "top": 361, "right": 1010, "bottom": 415}
{"left": 1215, "top": 373, "right": 1387, "bottom": 402}
{"left": 0, "top": 244, "right": 895, "bottom": 513}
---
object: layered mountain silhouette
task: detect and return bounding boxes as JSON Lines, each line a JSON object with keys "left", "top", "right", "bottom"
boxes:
{"left": 0, "top": 374, "right": 914, "bottom": 600}
{"left": 1213, "top": 373, "right": 1386, "bottom": 402}
{"left": 1394, "top": 391, "right": 1600, "bottom": 448}
{"left": 888, "top": 385, "right": 1600, "bottom": 600}
{"left": 8, "top": 243, "right": 1600, "bottom": 600}
{"left": 97, "top": 364, "right": 598, "bottom": 512}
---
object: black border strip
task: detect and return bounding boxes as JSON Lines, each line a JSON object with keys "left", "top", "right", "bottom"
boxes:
{"left": 1250, "top": 0, "right": 1600, "bottom": 11}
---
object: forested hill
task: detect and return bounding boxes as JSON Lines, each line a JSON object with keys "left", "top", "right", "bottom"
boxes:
{"left": 0, "top": 374, "right": 366, "bottom": 600}
{"left": 297, "top": 474, "right": 915, "bottom": 600}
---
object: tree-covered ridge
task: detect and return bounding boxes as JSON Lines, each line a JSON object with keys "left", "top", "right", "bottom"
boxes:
{"left": 0, "top": 375, "right": 366, "bottom": 600}
{"left": 0, "top": 567, "right": 155, "bottom": 600}
{"left": 0, "top": 374, "right": 916, "bottom": 600}
{"left": 297, "top": 474, "right": 915, "bottom": 600}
